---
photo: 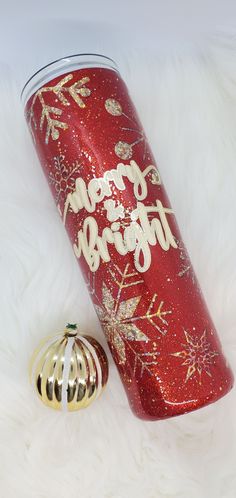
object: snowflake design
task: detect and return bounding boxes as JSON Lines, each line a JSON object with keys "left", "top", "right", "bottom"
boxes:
{"left": 108, "top": 263, "right": 144, "bottom": 290}
{"left": 48, "top": 154, "right": 81, "bottom": 207}
{"left": 171, "top": 329, "right": 219, "bottom": 384}
{"left": 94, "top": 263, "right": 172, "bottom": 376}
{"left": 108, "top": 264, "right": 172, "bottom": 336}
{"left": 28, "top": 74, "right": 91, "bottom": 144}
{"left": 143, "top": 294, "right": 172, "bottom": 336}
{"left": 133, "top": 351, "right": 160, "bottom": 377}
{"left": 95, "top": 282, "right": 148, "bottom": 365}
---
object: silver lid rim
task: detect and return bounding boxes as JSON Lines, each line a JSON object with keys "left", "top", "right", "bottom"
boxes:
{"left": 21, "top": 53, "right": 118, "bottom": 106}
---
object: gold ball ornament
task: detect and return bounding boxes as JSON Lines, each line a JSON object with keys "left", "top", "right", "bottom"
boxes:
{"left": 29, "top": 324, "right": 109, "bottom": 411}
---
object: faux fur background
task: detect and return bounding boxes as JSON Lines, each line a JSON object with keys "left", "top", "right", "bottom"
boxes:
{"left": 0, "top": 35, "right": 236, "bottom": 498}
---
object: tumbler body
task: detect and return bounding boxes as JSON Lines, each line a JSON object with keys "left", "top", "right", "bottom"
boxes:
{"left": 23, "top": 54, "right": 234, "bottom": 420}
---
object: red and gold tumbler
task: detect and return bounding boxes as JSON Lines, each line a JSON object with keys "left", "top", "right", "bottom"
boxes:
{"left": 22, "top": 54, "right": 234, "bottom": 420}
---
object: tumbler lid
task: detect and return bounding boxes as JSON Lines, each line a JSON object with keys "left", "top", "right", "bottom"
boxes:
{"left": 21, "top": 53, "right": 118, "bottom": 106}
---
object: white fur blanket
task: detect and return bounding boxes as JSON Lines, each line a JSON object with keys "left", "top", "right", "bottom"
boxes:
{"left": 0, "top": 36, "right": 235, "bottom": 498}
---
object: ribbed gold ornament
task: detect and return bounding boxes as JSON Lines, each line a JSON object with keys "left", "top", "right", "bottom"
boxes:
{"left": 29, "top": 324, "right": 109, "bottom": 411}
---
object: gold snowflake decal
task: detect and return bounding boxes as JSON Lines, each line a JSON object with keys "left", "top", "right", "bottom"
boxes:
{"left": 95, "top": 283, "right": 148, "bottom": 365}
{"left": 108, "top": 264, "right": 172, "bottom": 336}
{"left": 28, "top": 74, "right": 91, "bottom": 144}
{"left": 92, "top": 264, "right": 171, "bottom": 376}
{"left": 171, "top": 330, "right": 219, "bottom": 384}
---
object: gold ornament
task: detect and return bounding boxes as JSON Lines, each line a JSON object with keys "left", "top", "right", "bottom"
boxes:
{"left": 29, "top": 323, "right": 109, "bottom": 411}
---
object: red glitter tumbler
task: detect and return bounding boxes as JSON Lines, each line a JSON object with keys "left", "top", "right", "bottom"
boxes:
{"left": 22, "top": 54, "right": 234, "bottom": 420}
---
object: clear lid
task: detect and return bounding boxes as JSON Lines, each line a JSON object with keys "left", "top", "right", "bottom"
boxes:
{"left": 21, "top": 53, "right": 118, "bottom": 106}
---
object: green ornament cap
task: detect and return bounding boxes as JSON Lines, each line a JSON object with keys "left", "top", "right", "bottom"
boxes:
{"left": 64, "top": 323, "right": 78, "bottom": 336}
